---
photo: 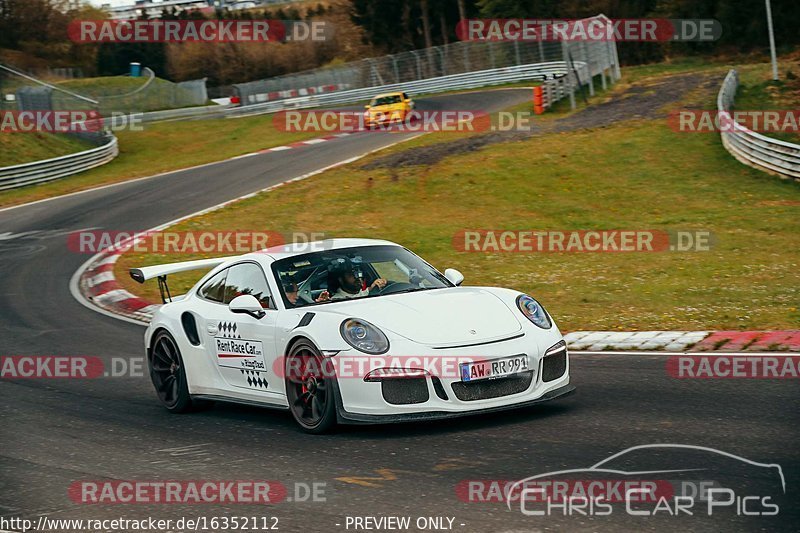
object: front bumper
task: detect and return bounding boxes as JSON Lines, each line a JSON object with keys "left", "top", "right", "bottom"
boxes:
{"left": 365, "top": 110, "right": 405, "bottom": 126}
{"left": 336, "top": 383, "right": 574, "bottom": 424}
{"left": 331, "top": 330, "right": 571, "bottom": 424}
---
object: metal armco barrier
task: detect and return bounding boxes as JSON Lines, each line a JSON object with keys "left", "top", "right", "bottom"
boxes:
{"left": 0, "top": 61, "right": 597, "bottom": 191}
{"left": 0, "top": 133, "right": 118, "bottom": 191}
{"left": 227, "top": 61, "right": 581, "bottom": 118}
{"left": 233, "top": 14, "right": 619, "bottom": 108}
{"left": 718, "top": 69, "right": 800, "bottom": 180}
{"left": 0, "top": 14, "right": 619, "bottom": 190}
{"left": 136, "top": 60, "right": 598, "bottom": 122}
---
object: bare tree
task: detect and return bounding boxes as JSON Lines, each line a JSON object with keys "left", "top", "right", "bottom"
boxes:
{"left": 420, "top": 0, "right": 433, "bottom": 49}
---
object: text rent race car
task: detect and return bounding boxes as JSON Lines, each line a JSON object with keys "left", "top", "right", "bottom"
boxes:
{"left": 131, "top": 239, "right": 573, "bottom": 433}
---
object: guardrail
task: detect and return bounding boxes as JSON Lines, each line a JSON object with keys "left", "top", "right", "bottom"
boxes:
{"left": 0, "top": 60, "right": 596, "bottom": 191}
{"left": 717, "top": 69, "right": 800, "bottom": 180}
{"left": 138, "top": 103, "right": 230, "bottom": 123}
{"left": 130, "top": 61, "right": 589, "bottom": 123}
{"left": 0, "top": 133, "right": 118, "bottom": 191}
{"left": 0, "top": 54, "right": 607, "bottom": 191}
{"left": 226, "top": 61, "right": 584, "bottom": 118}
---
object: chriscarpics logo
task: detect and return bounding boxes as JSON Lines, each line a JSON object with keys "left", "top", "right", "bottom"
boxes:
{"left": 503, "top": 444, "right": 785, "bottom": 519}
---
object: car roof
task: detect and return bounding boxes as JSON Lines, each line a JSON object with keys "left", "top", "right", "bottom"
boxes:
{"left": 244, "top": 238, "right": 400, "bottom": 262}
{"left": 371, "top": 92, "right": 405, "bottom": 98}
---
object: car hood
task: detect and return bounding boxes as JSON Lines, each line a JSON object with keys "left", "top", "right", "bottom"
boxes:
{"left": 322, "top": 287, "right": 523, "bottom": 346}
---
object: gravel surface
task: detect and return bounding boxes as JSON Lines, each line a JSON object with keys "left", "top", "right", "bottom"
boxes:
{"left": 362, "top": 72, "right": 722, "bottom": 169}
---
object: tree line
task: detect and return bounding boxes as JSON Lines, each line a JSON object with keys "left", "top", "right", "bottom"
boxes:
{"left": 1, "top": 0, "right": 797, "bottom": 87}
{"left": 353, "top": 0, "right": 800, "bottom": 65}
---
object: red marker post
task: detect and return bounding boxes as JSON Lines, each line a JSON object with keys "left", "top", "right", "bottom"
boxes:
{"left": 533, "top": 86, "right": 544, "bottom": 115}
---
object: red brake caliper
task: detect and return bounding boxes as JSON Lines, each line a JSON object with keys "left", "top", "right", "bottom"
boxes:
{"left": 300, "top": 357, "right": 308, "bottom": 395}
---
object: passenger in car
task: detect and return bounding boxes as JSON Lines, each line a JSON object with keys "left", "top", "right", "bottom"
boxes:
{"left": 282, "top": 279, "right": 329, "bottom": 306}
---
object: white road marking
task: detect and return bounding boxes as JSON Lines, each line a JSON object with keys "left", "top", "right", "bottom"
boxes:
{"left": 69, "top": 133, "right": 425, "bottom": 325}
{"left": 0, "top": 87, "right": 529, "bottom": 214}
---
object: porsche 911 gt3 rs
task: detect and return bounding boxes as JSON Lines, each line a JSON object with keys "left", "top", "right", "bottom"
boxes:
{"left": 131, "top": 239, "right": 573, "bottom": 433}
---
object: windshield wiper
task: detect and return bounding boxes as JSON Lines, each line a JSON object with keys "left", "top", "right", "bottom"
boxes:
{"left": 387, "top": 287, "right": 428, "bottom": 295}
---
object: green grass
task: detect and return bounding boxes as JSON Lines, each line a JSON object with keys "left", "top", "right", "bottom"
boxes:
{"left": 0, "top": 84, "right": 558, "bottom": 208}
{"left": 0, "top": 112, "right": 320, "bottom": 207}
{"left": 58, "top": 76, "right": 154, "bottom": 97}
{"left": 116, "top": 99, "right": 800, "bottom": 331}
{"left": 734, "top": 56, "right": 800, "bottom": 143}
{"left": 56, "top": 75, "right": 213, "bottom": 114}
{"left": 0, "top": 132, "right": 92, "bottom": 167}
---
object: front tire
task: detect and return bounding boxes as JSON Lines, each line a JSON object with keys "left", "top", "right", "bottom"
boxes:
{"left": 149, "top": 330, "right": 204, "bottom": 413}
{"left": 285, "top": 340, "right": 337, "bottom": 434}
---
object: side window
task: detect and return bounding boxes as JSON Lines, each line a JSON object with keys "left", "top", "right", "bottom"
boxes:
{"left": 223, "top": 263, "right": 273, "bottom": 308}
{"left": 402, "top": 92, "right": 409, "bottom": 100}
{"left": 198, "top": 268, "right": 227, "bottom": 303}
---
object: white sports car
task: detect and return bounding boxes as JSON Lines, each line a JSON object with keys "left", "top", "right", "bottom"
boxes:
{"left": 131, "top": 239, "right": 573, "bottom": 433}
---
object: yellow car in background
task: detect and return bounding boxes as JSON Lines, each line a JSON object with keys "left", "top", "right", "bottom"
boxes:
{"left": 364, "top": 91, "right": 415, "bottom": 127}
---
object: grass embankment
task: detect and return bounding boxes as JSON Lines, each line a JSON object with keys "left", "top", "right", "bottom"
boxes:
{"left": 59, "top": 75, "right": 158, "bottom": 96}
{"left": 2, "top": 53, "right": 785, "bottom": 208}
{"left": 0, "top": 112, "right": 321, "bottom": 208}
{"left": 0, "top": 133, "right": 93, "bottom": 167}
{"left": 59, "top": 75, "right": 213, "bottom": 111}
{"left": 734, "top": 53, "right": 800, "bottom": 143}
{"left": 116, "top": 59, "right": 800, "bottom": 331}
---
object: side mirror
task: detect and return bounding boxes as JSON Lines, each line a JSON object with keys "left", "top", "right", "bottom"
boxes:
{"left": 444, "top": 268, "right": 464, "bottom": 286}
{"left": 229, "top": 294, "right": 266, "bottom": 319}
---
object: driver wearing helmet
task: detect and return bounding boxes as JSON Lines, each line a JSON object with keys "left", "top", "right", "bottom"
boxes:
{"left": 317, "top": 257, "right": 387, "bottom": 301}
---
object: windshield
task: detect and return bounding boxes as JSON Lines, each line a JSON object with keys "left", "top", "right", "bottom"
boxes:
{"left": 272, "top": 245, "right": 451, "bottom": 308}
{"left": 370, "top": 95, "right": 402, "bottom": 106}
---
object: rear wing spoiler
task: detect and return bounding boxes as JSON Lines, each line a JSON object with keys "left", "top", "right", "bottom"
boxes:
{"left": 130, "top": 256, "right": 236, "bottom": 303}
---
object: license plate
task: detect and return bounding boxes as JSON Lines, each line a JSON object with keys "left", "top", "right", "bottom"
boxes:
{"left": 460, "top": 355, "right": 529, "bottom": 382}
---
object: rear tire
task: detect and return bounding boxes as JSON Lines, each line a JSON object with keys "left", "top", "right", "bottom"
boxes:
{"left": 149, "top": 330, "right": 208, "bottom": 413}
{"left": 285, "top": 340, "right": 338, "bottom": 434}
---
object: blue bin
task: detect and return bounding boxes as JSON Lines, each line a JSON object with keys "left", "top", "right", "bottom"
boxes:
{"left": 130, "top": 62, "right": 141, "bottom": 77}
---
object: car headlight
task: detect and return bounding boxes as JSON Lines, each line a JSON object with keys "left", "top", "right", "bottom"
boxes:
{"left": 340, "top": 318, "right": 390, "bottom": 354}
{"left": 516, "top": 295, "right": 552, "bottom": 329}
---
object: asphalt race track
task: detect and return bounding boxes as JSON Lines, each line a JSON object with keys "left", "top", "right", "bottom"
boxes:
{"left": 1, "top": 89, "right": 798, "bottom": 532}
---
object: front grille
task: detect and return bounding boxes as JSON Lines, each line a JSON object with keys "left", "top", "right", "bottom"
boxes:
{"left": 381, "top": 378, "right": 430, "bottom": 405}
{"left": 451, "top": 371, "right": 534, "bottom": 401}
{"left": 541, "top": 351, "right": 567, "bottom": 382}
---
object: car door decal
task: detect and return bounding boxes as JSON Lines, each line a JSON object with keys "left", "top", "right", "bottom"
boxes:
{"left": 241, "top": 369, "right": 269, "bottom": 389}
{"left": 214, "top": 320, "right": 267, "bottom": 372}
